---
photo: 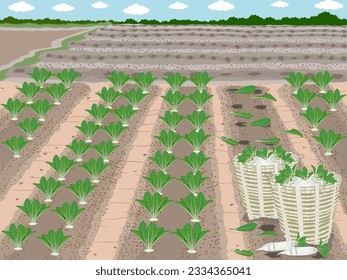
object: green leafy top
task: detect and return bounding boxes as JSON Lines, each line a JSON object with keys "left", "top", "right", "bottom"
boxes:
{"left": 275, "top": 164, "right": 337, "bottom": 185}
{"left": 237, "top": 145, "right": 294, "bottom": 164}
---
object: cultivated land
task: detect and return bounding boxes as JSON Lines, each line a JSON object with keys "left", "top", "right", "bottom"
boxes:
{"left": 0, "top": 25, "right": 346, "bottom": 260}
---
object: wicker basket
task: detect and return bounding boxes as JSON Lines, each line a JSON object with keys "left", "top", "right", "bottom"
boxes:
{"left": 233, "top": 154, "right": 298, "bottom": 220}
{"left": 271, "top": 175, "right": 341, "bottom": 245}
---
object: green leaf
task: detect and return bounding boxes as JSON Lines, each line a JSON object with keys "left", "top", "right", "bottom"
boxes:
{"left": 38, "top": 229, "right": 70, "bottom": 256}
{"left": 234, "top": 249, "right": 254, "bottom": 256}
{"left": 255, "top": 137, "right": 280, "bottom": 145}
{"left": 132, "top": 72, "right": 157, "bottom": 93}
{"left": 254, "top": 230, "right": 278, "bottom": 237}
{"left": 219, "top": 136, "right": 239, "bottom": 146}
{"left": 107, "top": 71, "right": 130, "bottom": 92}
{"left": 55, "top": 68, "right": 79, "bottom": 89}
{"left": 250, "top": 117, "right": 271, "bottom": 127}
{"left": 295, "top": 234, "right": 308, "bottom": 247}
{"left": 251, "top": 93, "right": 277, "bottom": 101}
{"left": 280, "top": 129, "right": 303, "bottom": 137}
{"left": 230, "top": 111, "right": 254, "bottom": 119}
{"left": 230, "top": 222, "right": 257, "bottom": 232}
{"left": 136, "top": 192, "right": 173, "bottom": 221}
{"left": 232, "top": 85, "right": 257, "bottom": 94}
{"left": 318, "top": 240, "right": 329, "bottom": 259}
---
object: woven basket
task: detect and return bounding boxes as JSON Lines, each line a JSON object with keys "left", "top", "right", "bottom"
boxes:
{"left": 233, "top": 154, "right": 298, "bottom": 220}
{"left": 271, "top": 174, "right": 341, "bottom": 245}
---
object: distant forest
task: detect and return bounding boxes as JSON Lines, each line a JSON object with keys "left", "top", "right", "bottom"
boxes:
{"left": 1, "top": 12, "right": 346, "bottom": 26}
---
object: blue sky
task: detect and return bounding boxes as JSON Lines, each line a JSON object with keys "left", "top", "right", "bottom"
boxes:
{"left": 1, "top": 0, "right": 346, "bottom": 21}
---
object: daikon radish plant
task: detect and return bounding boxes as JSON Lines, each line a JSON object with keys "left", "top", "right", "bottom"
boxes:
{"left": 124, "top": 88, "right": 145, "bottom": 110}
{"left": 320, "top": 89, "right": 346, "bottom": 111}
{"left": 183, "top": 129, "right": 211, "bottom": 154}
{"left": 132, "top": 72, "right": 157, "bottom": 94}
{"left": 172, "top": 223, "right": 209, "bottom": 254}
{"left": 17, "top": 118, "right": 41, "bottom": 140}
{"left": 67, "top": 139, "right": 91, "bottom": 162}
{"left": 189, "top": 72, "right": 213, "bottom": 93}
{"left": 155, "top": 130, "right": 181, "bottom": 154}
{"left": 311, "top": 71, "right": 334, "bottom": 94}
{"left": 44, "top": 83, "right": 68, "bottom": 105}
{"left": 29, "top": 99, "right": 54, "bottom": 122}
{"left": 107, "top": 71, "right": 130, "bottom": 93}
{"left": 2, "top": 98, "right": 26, "bottom": 120}
{"left": 86, "top": 104, "right": 110, "bottom": 126}
{"left": 113, "top": 105, "right": 137, "bottom": 127}
{"left": 300, "top": 107, "right": 330, "bottom": 132}
{"left": 131, "top": 221, "right": 168, "bottom": 253}
{"left": 103, "top": 121, "right": 126, "bottom": 144}
{"left": 177, "top": 192, "right": 212, "bottom": 223}
{"left": 163, "top": 72, "right": 188, "bottom": 92}
{"left": 3, "top": 135, "right": 29, "bottom": 158}
{"left": 312, "top": 129, "right": 345, "bottom": 156}
{"left": 29, "top": 68, "right": 53, "bottom": 89}
{"left": 182, "top": 152, "right": 211, "bottom": 175}
{"left": 80, "top": 157, "right": 109, "bottom": 184}
{"left": 278, "top": 240, "right": 329, "bottom": 258}
{"left": 55, "top": 68, "right": 80, "bottom": 90}
{"left": 2, "top": 224, "right": 35, "bottom": 251}
{"left": 237, "top": 145, "right": 294, "bottom": 164}
{"left": 160, "top": 111, "right": 184, "bottom": 132}
{"left": 18, "top": 82, "right": 41, "bottom": 104}
{"left": 284, "top": 72, "right": 309, "bottom": 94}
{"left": 34, "top": 177, "right": 64, "bottom": 203}
{"left": 143, "top": 170, "right": 174, "bottom": 195}
{"left": 38, "top": 229, "right": 70, "bottom": 256}
{"left": 188, "top": 90, "right": 213, "bottom": 112}
{"left": 149, "top": 151, "right": 177, "bottom": 174}
{"left": 162, "top": 90, "right": 186, "bottom": 112}
{"left": 76, "top": 121, "right": 100, "bottom": 143}
{"left": 66, "top": 179, "right": 96, "bottom": 205}
{"left": 136, "top": 191, "right": 173, "bottom": 221}
{"left": 186, "top": 110, "right": 211, "bottom": 132}
{"left": 292, "top": 89, "right": 316, "bottom": 111}
{"left": 92, "top": 140, "right": 117, "bottom": 163}
{"left": 256, "top": 241, "right": 296, "bottom": 252}
{"left": 52, "top": 201, "right": 85, "bottom": 229}
{"left": 178, "top": 171, "right": 208, "bottom": 196}
{"left": 17, "top": 199, "right": 50, "bottom": 226}
{"left": 46, "top": 155, "right": 77, "bottom": 181}
{"left": 96, "top": 87, "right": 120, "bottom": 109}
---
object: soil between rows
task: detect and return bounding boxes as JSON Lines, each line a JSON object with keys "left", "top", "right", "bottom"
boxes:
{"left": 0, "top": 85, "right": 162, "bottom": 260}
{"left": 0, "top": 83, "right": 90, "bottom": 200}
{"left": 216, "top": 85, "right": 343, "bottom": 259}
{"left": 279, "top": 85, "right": 347, "bottom": 213}
{"left": 115, "top": 86, "right": 227, "bottom": 260}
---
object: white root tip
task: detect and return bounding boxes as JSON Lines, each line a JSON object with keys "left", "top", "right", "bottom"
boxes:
{"left": 144, "top": 249, "right": 154, "bottom": 253}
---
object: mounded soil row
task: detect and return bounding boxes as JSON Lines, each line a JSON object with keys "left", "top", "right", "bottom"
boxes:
{"left": 0, "top": 84, "right": 162, "bottom": 260}
{"left": 39, "top": 51, "right": 347, "bottom": 65}
{"left": 70, "top": 39, "right": 347, "bottom": 51}
{"left": 0, "top": 84, "right": 90, "bottom": 199}
{"left": 279, "top": 85, "right": 347, "bottom": 212}
{"left": 115, "top": 87, "right": 227, "bottom": 260}
{"left": 216, "top": 85, "right": 346, "bottom": 259}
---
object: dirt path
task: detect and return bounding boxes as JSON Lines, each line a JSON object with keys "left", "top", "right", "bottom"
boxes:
{"left": 115, "top": 87, "right": 227, "bottom": 260}
{"left": 86, "top": 85, "right": 166, "bottom": 259}
{"left": 0, "top": 81, "right": 21, "bottom": 113}
{"left": 0, "top": 84, "right": 90, "bottom": 198}
{"left": 0, "top": 82, "right": 105, "bottom": 237}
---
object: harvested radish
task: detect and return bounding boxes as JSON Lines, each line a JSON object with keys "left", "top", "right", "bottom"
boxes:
{"left": 278, "top": 246, "right": 317, "bottom": 257}
{"left": 256, "top": 241, "right": 295, "bottom": 252}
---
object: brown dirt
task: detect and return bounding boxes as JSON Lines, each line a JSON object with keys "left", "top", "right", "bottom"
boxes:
{"left": 0, "top": 84, "right": 90, "bottom": 198}
{"left": 115, "top": 86, "right": 227, "bottom": 260}
{"left": 0, "top": 84, "right": 162, "bottom": 260}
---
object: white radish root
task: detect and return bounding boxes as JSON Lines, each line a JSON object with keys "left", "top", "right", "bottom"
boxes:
{"left": 278, "top": 246, "right": 318, "bottom": 257}
{"left": 256, "top": 241, "right": 296, "bottom": 252}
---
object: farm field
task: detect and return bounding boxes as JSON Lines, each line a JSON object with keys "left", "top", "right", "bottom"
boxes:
{"left": 0, "top": 25, "right": 346, "bottom": 260}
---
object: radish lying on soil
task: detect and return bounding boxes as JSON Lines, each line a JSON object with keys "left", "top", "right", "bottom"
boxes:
{"left": 256, "top": 241, "right": 296, "bottom": 252}
{"left": 278, "top": 247, "right": 318, "bottom": 257}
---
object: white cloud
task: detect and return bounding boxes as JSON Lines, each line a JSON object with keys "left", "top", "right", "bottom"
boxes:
{"left": 91, "top": 1, "right": 108, "bottom": 9}
{"left": 123, "top": 4, "right": 149, "bottom": 15}
{"left": 208, "top": 1, "right": 235, "bottom": 11}
{"left": 169, "top": 2, "right": 188, "bottom": 10}
{"left": 8, "top": 1, "right": 35, "bottom": 12}
{"left": 271, "top": 1, "right": 289, "bottom": 8}
{"left": 52, "top": 3, "right": 75, "bottom": 12}
{"left": 315, "top": 0, "right": 344, "bottom": 10}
